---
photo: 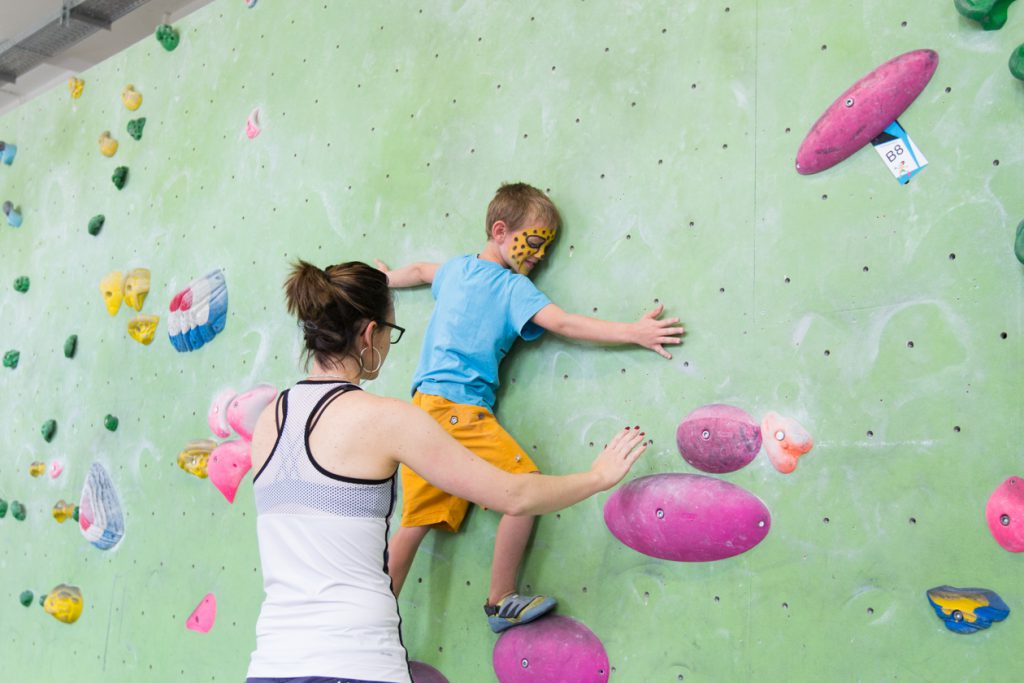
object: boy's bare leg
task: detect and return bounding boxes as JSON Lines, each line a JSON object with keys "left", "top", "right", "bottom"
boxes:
{"left": 488, "top": 513, "right": 536, "bottom": 605}
{"left": 388, "top": 525, "right": 431, "bottom": 597}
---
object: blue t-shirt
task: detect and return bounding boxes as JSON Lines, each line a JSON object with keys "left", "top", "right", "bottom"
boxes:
{"left": 411, "top": 255, "right": 551, "bottom": 410}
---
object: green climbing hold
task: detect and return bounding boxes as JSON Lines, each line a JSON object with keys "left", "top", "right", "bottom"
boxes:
{"left": 955, "top": 0, "right": 1017, "bottom": 30}
{"left": 1015, "top": 219, "right": 1024, "bottom": 265}
{"left": 11, "top": 500, "right": 26, "bottom": 521}
{"left": 112, "top": 166, "right": 128, "bottom": 190}
{"left": 127, "top": 118, "right": 146, "bottom": 141}
{"left": 41, "top": 419, "right": 56, "bottom": 442}
{"left": 0, "top": 498, "right": 7, "bottom": 517}
{"left": 155, "top": 24, "right": 180, "bottom": 51}
{"left": 38, "top": 594, "right": 46, "bottom": 607}
{"left": 73, "top": 506, "right": 79, "bottom": 522}
{"left": 88, "top": 214, "right": 105, "bottom": 236}
{"left": 19, "top": 591, "right": 33, "bottom": 607}
{"left": 3, "top": 350, "right": 19, "bottom": 369}
{"left": 1011, "top": 43, "right": 1024, "bottom": 80}
{"left": 64, "top": 334, "right": 78, "bottom": 358}
{"left": 13, "top": 276, "right": 29, "bottom": 293}
{"left": 104, "top": 414, "right": 119, "bottom": 432}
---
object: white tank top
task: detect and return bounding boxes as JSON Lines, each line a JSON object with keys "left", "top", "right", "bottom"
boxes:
{"left": 247, "top": 380, "right": 411, "bottom": 683}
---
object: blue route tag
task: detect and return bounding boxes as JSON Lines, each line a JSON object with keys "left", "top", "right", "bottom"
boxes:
{"left": 871, "top": 120, "right": 927, "bottom": 185}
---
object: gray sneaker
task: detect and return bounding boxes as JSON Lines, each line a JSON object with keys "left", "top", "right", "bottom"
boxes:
{"left": 483, "top": 593, "right": 557, "bottom": 633}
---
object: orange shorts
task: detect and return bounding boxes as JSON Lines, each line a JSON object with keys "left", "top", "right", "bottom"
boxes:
{"left": 400, "top": 391, "right": 538, "bottom": 533}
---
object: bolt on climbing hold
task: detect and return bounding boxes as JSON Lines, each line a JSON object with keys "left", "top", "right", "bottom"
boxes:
{"left": 0, "top": 499, "right": 7, "bottom": 517}
{"left": 955, "top": 0, "right": 1017, "bottom": 30}
{"left": 41, "top": 419, "right": 57, "bottom": 442}
{"left": 11, "top": 500, "right": 26, "bottom": 521}
{"left": 121, "top": 85, "right": 142, "bottom": 111}
{"left": 52, "top": 500, "right": 77, "bottom": 523}
{"left": 1011, "top": 44, "right": 1024, "bottom": 80}
{"left": 19, "top": 591, "right": 33, "bottom": 607}
{"left": 13, "top": 276, "right": 29, "bottom": 292}
{"left": 3, "top": 200, "right": 23, "bottom": 227}
{"left": 0, "top": 141, "right": 17, "bottom": 165}
{"left": 98, "top": 131, "right": 118, "bottom": 157}
{"left": 127, "top": 117, "right": 146, "bottom": 141}
{"left": 44, "top": 584, "right": 83, "bottom": 624}
{"left": 155, "top": 24, "right": 180, "bottom": 51}
{"left": 104, "top": 415, "right": 119, "bottom": 432}
{"left": 3, "top": 350, "right": 20, "bottom": 368}
{"left": 68, "top": 77, "right": 84, "bottom": 99}
{"left": 64, "top": 335, "right": 78, "bottom": 358}
{"left": 112, "top": 166, "right": 129, "bottom": 190}
{"left": 29, "top": 461, "right": 45, "bottom": 477}
{"left": 88, "top": 214, "right": 104, "bottom": 236}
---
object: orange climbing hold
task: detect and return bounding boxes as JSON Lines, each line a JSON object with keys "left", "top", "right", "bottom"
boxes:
{"left": 760, "top": 412, "right": 814, "bottom": 474}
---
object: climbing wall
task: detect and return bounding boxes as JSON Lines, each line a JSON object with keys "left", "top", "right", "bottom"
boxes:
{"left": 1, "top": 0, "right": 1021, "bottom": 680}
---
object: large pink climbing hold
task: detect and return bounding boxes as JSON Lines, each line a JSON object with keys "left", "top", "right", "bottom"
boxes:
{"left": 410, "top": 661, "right": 450, "bottom": 683}
{"left": 493, "top": 615, "right": 609, "bottom": 683}
{"left": 208, "top": 388, "right": 237, "bottom": 438}
{"left": 986, "top": 476, "right": 1024, "bottom": 552}
{"left": 676, "top": 404, "right": 762, "bottom": 473}
{"left": 227, "top": 383, "right": 277, "bottom": 441}
{"left": 604, "top": 473, "right": 771, "bottom": 562}
{"left": 186, "top": 593, "right": 216, "bottom": 633}
{"left": 207, "top": 440, "right": 251, "bottom": 503}
{"left": 795, "top": 49, "right": 939, "bottom": 175}
{"left": 760, "top": 412, "right": 814, "bottom": 474}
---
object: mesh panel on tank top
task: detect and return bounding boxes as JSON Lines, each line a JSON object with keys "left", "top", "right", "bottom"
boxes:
{"left": 253, "top": 382, "right": 394, "bottom": 518}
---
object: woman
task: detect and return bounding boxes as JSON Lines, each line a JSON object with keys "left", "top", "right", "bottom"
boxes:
{"left": 245, "top": 260, "right": 646, "bottom": 683}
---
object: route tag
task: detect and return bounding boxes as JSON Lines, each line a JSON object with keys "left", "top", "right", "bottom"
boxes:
{"left": 871, "top": 120, "right": 927, "bottom": 184}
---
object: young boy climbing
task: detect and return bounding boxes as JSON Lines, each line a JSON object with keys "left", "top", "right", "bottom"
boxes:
{"left": 376, "top": 182, "right": 685, "bottom": 633}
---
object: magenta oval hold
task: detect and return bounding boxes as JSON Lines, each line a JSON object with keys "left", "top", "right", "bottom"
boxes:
{"left": 795, "top": 49, "right": 939, "bottom": 175}
{"left": 985, "top": 476, "right": 1024, "bottom": 552}
{"left": 604, "top": 473, "right": 771, "bottom": 562}
{"left": 676, "top": 404, "right": 762, "bottom": 473}
{"left": 493, "top": 615, "right": 609, "bottom": 683}
{"left": 410, "top": 660, "right": 450, "bottom": 683}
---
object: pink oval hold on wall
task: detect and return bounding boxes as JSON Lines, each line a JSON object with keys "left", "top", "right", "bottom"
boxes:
{"left": 676, "top": 404, "right": 762, "bottom": 473}
{"left": 604, "top": 473, "right": 771, "bottom": 562}
{"left": 985, "top": 476, "right": 1024, "bottom": 552}
{"left": 493, "top": 615, "right": 609, "bottom": 683}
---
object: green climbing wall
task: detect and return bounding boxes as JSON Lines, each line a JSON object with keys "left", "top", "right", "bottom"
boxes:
{"left": 1, "top": 0, "right": 1022, "bottom": 680}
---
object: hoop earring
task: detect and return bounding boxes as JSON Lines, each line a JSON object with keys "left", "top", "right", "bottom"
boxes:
{"left": 358, "top": 346, "right": 383, "bottom": 374}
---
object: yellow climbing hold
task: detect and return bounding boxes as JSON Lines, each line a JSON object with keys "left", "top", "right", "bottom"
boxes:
{"left": 123, "top": 268, "right": 151, "bottom": 311}
{"left": 127, "top": 315, "right": 160, "bottom": 345}
{"left": 122, "top": 85, "right": 142, "bottom": 111}
{"left": 100, "top": 271, "right": 124, "bottom": 316}
{"left": 68, "top": 77, "right": 84, "bottom": 99}
{"left": 52, "top": 499, "right": 77, "bottom": 523}
{"left": 98, "top": 131, "right": 118, "bottom": 157}
{"left": 43, "top": 584, "right": 83, "bottom": 624}
{"left": 178, "top": 439, "right": 216, "bottom": 478}
{"left": 29, "top": 461, "right": 46, "bottom": 477}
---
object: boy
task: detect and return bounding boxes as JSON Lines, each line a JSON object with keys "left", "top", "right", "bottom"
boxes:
{"left": 376, "top": 182, "right": 684, "bottom": 632}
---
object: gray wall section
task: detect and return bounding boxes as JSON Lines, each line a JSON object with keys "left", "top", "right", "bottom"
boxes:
{"left": 1, "top": 1, "right": 1022, "bottom": 681}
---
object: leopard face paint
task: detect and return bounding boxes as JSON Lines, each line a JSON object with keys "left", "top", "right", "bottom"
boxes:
{"left": 508, "top": 226, "right": 556, "bottom": 273}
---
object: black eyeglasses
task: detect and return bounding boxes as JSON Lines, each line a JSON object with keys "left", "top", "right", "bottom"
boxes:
{"left": 379, "top": 321, "right": 405, "bottom": 344}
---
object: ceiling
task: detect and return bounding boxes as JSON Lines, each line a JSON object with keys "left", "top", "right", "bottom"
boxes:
{"left": 0, "top": 0, "right": 213, "bottom": 117}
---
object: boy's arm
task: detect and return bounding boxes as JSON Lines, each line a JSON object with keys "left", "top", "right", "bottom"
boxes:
{"left": 531, "top": 302, "right": 685, "bottom": 359}
{"left": 373, "top": 259, "right": 439, "bottom": 288}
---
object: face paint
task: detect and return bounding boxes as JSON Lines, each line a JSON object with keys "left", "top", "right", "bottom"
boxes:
{"left": 508, "top": 226, "right": 556, "bottom": 273}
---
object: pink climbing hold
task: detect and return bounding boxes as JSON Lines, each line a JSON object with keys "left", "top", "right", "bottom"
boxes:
{"left": 208, "top": 388, "right": 237, "bottom": 439}
{"left": 760, "top": 412, "right": 814, "bottom": 474}
{"left": 186, "top": 592, "right": 216, "bottom": 633}
{"left": 493, "top": 615, "right": 609, "bottom": 683}
{"left": 227, "top": 383, "right": 277, "bottom": 441}
{"left": 604, "top": 473, "right": 771, "bottom": 562}
{"left": 676, "top": 404, "right": 762, "bottom": 473}
{"left": 49, "top": 460, "right": 64, "bottom": 478}
{"left": 246, "top": 107, "right": 261, "bottom": 139}
{"left": 410, "top": 661, "right": 450, "bottom": 683}
{"left": 207, "top": 440, "right": 252, "bottom": 503}
{"left": 986, "top": 476, "right": 1024, "bottom": 552}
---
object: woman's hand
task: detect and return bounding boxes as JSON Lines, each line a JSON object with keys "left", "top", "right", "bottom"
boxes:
{"left": 591, "top": 426, "right": 648, "bottom": 489}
